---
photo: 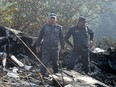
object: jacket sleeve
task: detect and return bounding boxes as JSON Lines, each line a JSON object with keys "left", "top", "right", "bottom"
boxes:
{"left": 87, "top": 28, "right": 94, "bottom": 41}
{"left": 59, "top": 27, "right": 65, "bottom": 49}
{"left": 36, "top": 27, "right": 44, "bottom": 48}
{"left": 65, "top": 28, "right": 73, "bottom": 48}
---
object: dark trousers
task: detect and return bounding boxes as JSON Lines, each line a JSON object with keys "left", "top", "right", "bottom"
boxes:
{"left": 67, "top": 47, "right": 90, "bottom": 73}
{"left": 40, "top": 47, "right": 59, "bottom": 75}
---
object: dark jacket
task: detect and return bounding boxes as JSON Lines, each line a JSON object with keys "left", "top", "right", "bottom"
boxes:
{"left": 36, "top": 23, "right": 64, "bottom": 49}
{"left": 65, "top": 25, "right": 94, "bottom": 48}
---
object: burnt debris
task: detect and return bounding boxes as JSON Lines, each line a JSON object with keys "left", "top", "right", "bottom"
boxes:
{"left": 0, "top": 26, "right": 116, "bottom": 87}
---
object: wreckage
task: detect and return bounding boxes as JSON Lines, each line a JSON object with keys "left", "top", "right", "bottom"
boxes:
{"left": 0, "top": 26, "right": 116, "bottom": 87}
{"left": 0, "top": 26, "right": 34, "bottom": 68}
{"left": 91, "top": 47, "right": 116, "bottom": 75}
{"left": 61, "top": 47, "right": 116, "bottom": 86}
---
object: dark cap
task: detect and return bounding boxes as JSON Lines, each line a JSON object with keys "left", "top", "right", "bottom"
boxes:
{"left": 49, "top": 13, "right": 57, "bottom": 19}
{"left": 78, "top": 17, "right": 86, "bottom": 22}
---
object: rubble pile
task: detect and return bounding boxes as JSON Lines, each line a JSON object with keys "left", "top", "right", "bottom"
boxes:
{"left": 62, "top": 47, "right": 116, "bottom": 86}
{"left": 90, "top": 47, "right": 116, "bottom": 86}
{"left": 0, "top": 65, "right": 43, "bottom": 87}
{"left": 0, "top": 26, "right": 116, "bottom": 87}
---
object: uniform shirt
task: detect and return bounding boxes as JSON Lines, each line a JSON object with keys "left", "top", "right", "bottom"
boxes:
{"left": 36, "top": 23, "right": 64, "bottom": 49}
{"left": 65, "top": 25, "right": 94, "bottom": 48}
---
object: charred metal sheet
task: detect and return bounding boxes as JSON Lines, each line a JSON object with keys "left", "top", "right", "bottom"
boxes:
{"left": 63, "top": 70, "right": 109, "bottom": 87}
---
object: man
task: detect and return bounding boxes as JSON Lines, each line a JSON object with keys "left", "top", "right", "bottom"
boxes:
{"left": 65, "top": 17, "right": 94, "bottom": 74}
{"left": 36, "top": 13, "right": 64, "bottom": 76}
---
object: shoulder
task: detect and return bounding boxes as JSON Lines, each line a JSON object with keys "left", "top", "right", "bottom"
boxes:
{"left": 42, "top": 23, "right": 49, "bottom": 28}
{"left": 86, "top": 26, "right": 94, "bottom": 33}
{"left": 71, "top": 25, "right": 78, "bottom": 29}
{"left": 70, "top": 25, "right": 77, "bottom": 31}
{"left": 55, "top": 24, "right": 62, "bottom": 29}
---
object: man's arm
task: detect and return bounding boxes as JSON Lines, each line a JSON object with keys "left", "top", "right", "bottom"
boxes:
{"left": 36, "top": 27, "right": 44, "bottom": 48}
{"left": 59, "top": 27, "right": 65, "bottom": 50}
{"left": 87, "top": 28, "right": 94, "bottom": 49}
{"left": 88, "top": 28, "right": 94, "bottom": 41}
{"left": 65, "top": 29, "right": 73, "bottom": 48}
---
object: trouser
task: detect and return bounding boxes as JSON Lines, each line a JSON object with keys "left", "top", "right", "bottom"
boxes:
{"left": 40, "top": 47, "right": 59, "bottom": 75}
{"left": 67, "top": 47, "right": 90, "bottom": 73}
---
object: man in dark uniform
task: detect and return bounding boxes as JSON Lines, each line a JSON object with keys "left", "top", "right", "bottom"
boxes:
{"left": 65, "top": 17, "right": 94, "bottom": 74}
{"left": 36, "top": 13, "right": 64, "bottom": 76}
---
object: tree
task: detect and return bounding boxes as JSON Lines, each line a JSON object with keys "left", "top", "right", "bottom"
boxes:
{"left": 0, "top": 0, "right": 17, "bottom": 27}
{"left": 0, "top": 0, "right": 115, "bottom": 36}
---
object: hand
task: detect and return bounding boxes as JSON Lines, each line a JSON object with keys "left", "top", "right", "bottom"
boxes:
{"left": 89, "top": 41, "right": 93, "bottom": 47}
{"left": 36, "top": 47, "right": 41, "bottom": 53}
{"left": 60, "top": 49, "right": 65, "bottom": 54}
{"left": 89, "top": 41, "right": 95, "bottom": 50}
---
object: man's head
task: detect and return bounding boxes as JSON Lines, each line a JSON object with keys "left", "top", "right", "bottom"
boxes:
{"left": 77, "top": 17, "right": 86, "bottom": 28}
{"left": 48, "top": 13, "right": 57, "bottom": 24}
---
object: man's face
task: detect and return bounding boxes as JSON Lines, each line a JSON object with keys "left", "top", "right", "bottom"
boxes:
{"left": 78, "top": 20, "right": 86, "bottom": 28}
{"left": 49, "top": 17, "right": 57, "bottom": 24}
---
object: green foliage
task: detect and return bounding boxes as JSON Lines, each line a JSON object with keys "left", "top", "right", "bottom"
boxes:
{"left": 0, "top": 1, "right": 17, "bottom": 27}
{"left": 0, "top": 0, "right": 115, "bottom": 36}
